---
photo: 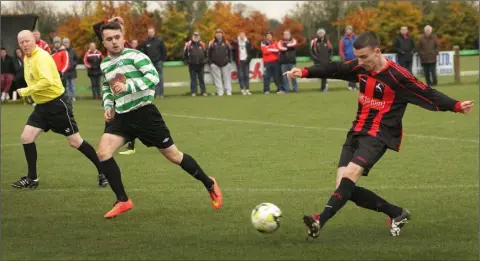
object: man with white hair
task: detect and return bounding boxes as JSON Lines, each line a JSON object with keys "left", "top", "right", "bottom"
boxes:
{"left": 310, "top": 28, "right": 332, "bottom": 92}
{"left": 417, "top": 25, "right": 440, "bottom": 87}
{"left": 12, "top": 30, "right": 107, "bottom": 189}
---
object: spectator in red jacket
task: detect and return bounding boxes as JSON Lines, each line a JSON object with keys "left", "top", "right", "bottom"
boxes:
{"left": 51, "top": 37, "right": 70, "bottom": 87}
{"left": 261, "top": 31, "right": 284, "bottom": 94}
{"left": 1, "top": 47, "right": 15, "bottom": 102}
{"left": 83, "top": 42, "right": 103, "bottom": 100}
{"left": 33, "top": 30, "right": 51, "bottom": 54}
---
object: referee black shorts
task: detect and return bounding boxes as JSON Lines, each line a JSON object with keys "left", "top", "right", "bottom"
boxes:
{"left": 337, "top": 131, "right": 388, "bottom": 176}
{"left": 26, "top": 93, "right": 79, "bottom": 136}
{"left": 104, "top": 104, "right": 174, "bottom": 149}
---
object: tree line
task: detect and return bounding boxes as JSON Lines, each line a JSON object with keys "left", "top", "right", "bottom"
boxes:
{"left": 2, "top": 1, "right": 478, "bottom": 62}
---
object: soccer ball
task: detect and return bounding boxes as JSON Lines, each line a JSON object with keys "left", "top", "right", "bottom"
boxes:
{"left": 251, "top": 203, "right": 282, "bottom": 234}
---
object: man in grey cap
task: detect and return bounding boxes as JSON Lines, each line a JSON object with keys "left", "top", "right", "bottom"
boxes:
{"left": 310, "top": 28, "right": 332, "bottom": 92}
{"left": 339, "top": 25, "right": 357, "bottom": 91}
{"left": 51, "top": 36, "right": 69, "bottom": 88}
{"left": 184, "top": 31, "right": 208, "bottom": 96}
{"left": 62, "top": 37, "right": 78, "bottom": 101}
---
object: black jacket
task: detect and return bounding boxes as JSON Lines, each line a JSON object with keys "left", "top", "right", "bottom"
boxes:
{"left": 278, "top": 38, "right": 297, "bottom": 64}
{"left": 1, "top": 55, "right": 15, "bottom": 74}
{"left": 139, "top": 37, "right": 166, "bottom": 64}
{"left": 207, "top": 38, "right": 232, "bottom": 67}
{"left": 183, "top": 40, "right": 207, "bottom": 65}
{"left": 64, "top": 47, "right": 78, "bottom": 79}
{"left": 393, "top": 34, "right": 416, "bottom": 62}
{"left": 310, "top": 36, "right": 332, "bottom": 64}
{"left": 231, "top": 39, "right": 252, "bottom": 64}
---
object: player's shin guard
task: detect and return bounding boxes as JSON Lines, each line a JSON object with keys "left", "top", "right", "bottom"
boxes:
{"left": 350, "top": 186, "right": 403, "bottom": 218}
{"left": 77, "top": 140, "right": 102, "bottom": 174}
{"left": 319, "top": 177, "right": 356, "bottom": 227}
{"left": 179, "top": 153, "right": 214, "bottom": 190}
{"left": 23, "top": 143, "right": 38, "bottom": 180}
{"left": 100, "top": 157, "right": 128, "bottom": 202}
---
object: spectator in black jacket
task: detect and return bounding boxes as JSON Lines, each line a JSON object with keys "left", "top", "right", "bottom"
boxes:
{"left": 63, "top": 38, "right": 78, "bottom": 101}
{"left": 231, "top": 32, "right": 253, "bottom": 95}
{"left": 393, "top": 26, "right": 416, "bottom": 73}
{"left": 83, "top": 42, "right": 104, "bottom": 100}
{"left": 184, "top": 32, "right": 208, "bottom": 96}
{"left": 208, "top": 29, "right": 233, "bottom": 96}
{"left": 0, "top": 47, "right": 15, "bottom": 101}
{"left": 278, "top": 30, "right": 299, "bottom": 92}
{"left": 12, "top": 48, "right": 26, "bottom": 101}
{"left": 310, "top": 28, "right": 332, "bottom": 92}
{"left": 139, "top": 27, "right": 167, "bottom": 98}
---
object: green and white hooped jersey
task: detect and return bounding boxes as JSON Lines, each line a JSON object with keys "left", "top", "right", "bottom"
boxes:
{"left": 101, "top": 48, "right": 159, "bottom": 114}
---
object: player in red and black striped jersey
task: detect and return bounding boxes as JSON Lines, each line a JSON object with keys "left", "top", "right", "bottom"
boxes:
{"left": 285, "top": 31, "right": 474, "bottom": 240}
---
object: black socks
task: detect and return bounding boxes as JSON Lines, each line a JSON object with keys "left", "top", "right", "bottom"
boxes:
{"left": 350, "top": 186, "right": 403, "bottom": 218}
{"left": 319, "top": 177, "right": 356, "bottom": 227}
{"left": 23, "top": 143, "right": 37, "bottom": 180}
{"left": 179, "top": 153, "right": 214, "bottom": 190}
{"left": 100, "top": 158, "right": 128, "bottom": 202}
{"left": 77, "top": 140, "right": 102, "bottom": 174}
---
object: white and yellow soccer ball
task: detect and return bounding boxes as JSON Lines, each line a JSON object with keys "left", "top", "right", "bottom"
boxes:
{"left": 251, "top": 203, "right": 282, "bottom": 233}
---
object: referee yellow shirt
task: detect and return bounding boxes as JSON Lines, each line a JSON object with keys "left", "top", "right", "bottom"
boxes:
{"left": 19, "top": 46, "right": 64, "bottom": 104}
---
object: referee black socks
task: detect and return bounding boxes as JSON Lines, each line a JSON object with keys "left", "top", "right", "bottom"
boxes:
{"left": 179, "top": 153, "right": 214, "bottom": 190}
{"left": 23, "top": 143, "right": 37, "bottom": 180}
{"left": 319, "top": 177, "right": 356, "bottom": 228}
{"left": 77, "top": 140, "right": 102, "bottom": 174}
{"left": 350, "top": 186, "right": 403, "bottom": 218}
{"left": 100, "top": 157, "right": 128, "bottom": 202}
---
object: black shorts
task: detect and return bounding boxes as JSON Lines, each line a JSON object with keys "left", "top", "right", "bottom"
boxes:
{"left": 104, "top": 104, "right": 174, "bottom": 149}
{"left": 338, "top": 131, "right": 388, "bottom": 176}
{"left": 26, "top": 94, "right": 79, "bottom": 136}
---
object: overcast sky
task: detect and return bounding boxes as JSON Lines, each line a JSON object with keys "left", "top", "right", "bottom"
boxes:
{"left": 45, "top": 1, "right": 303, "bottom": 20}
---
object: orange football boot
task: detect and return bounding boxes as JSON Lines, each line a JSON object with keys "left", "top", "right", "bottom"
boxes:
{"left": 104, "top": 198, "right": 133, "bottom": 219}
{"left": 208, "top": 177, "right": 223, "bottom": 210}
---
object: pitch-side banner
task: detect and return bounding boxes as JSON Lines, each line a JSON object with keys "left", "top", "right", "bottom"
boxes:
{"left": 203, "top": 51, "right": 454, "bottom": 84}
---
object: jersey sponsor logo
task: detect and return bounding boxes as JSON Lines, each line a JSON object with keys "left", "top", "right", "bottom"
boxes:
{"left": 358, "top": 93, "right": 386, "bottom": 110}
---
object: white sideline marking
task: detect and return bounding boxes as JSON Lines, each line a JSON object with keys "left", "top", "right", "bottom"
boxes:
{"left": 161, "top": 113, "right": 479, "bottom": 144}
{"left": 1, "top": 113, "right": 477, "bottom": 149}
{"left": 1, "top": 184, "right": 478, "bottom": 193}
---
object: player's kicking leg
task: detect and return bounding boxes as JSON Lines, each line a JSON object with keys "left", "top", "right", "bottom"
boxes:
{"left": 97, "top": 133, "right": 133, "bottom": 219}
{"left": 159, "top": 144, "right": 223, "bottom": 210}
{"left": 303, "top": 133, "right": 410, "bottom": 240}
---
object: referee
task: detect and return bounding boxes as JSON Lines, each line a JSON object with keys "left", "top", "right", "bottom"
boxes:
{"left": 11, "top": 30, "right": 108, "bottom": 188}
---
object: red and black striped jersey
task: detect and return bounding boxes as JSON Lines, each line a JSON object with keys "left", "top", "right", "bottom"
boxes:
{"left": 302, "top": 58, "right": 462, "bottom": 151}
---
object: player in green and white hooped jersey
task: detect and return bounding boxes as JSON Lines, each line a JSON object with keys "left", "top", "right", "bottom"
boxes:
{"left": 96, "top": 21, "right": 223, "bottom": 219}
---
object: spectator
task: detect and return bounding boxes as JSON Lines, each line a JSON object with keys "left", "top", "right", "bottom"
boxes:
{"left": 417, "top": 25, "right": 440, "bottom": 87}
{"left": 278, "top": 30, "right": 299, "bottom": 93}
{"left": 139, "top": 27, "right": 167, "bottom": 98}
{"left": 393, "top": 26, "right": 416, "bottom": 73}
{"left": 130, "top": 39, "right": 138, "bottom": 50}
{"left": 51, "top": 37, "right": 70, "bottom": 88}
{"left": 208, "top": 29, "right": 233, "bottom": 96}
{"left": 183, "top": 32, "right": 207, "bottom": 97}
{"left": 63, "top": 38, "right": 78, "bottom": 101}
{"left": 0, "top": 47, "right": 15, "bottom": 101}
{"left": 83, "top": 42, "right": 103, "bottom": 100}
{"left": 33, "top": 30, "right": 51, "bottom": 54}
{"left": 310, "top": 28, "right": 332, "bottom": 92}
{"left": 339, "top": 25, "right": 357, "bottom": 90}
{"left": 12, "top": 47, "right": 27, "bottom": 101}
{"left": 261, "top": 31, "right": 284, "bottom": 94}
{"left": 231, "top": 32, "right": 253, "bottom": 95}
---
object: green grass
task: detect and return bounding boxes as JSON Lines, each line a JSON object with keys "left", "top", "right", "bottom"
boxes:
{"left": 1, "top": 73, "right": 478, "bottom": 260}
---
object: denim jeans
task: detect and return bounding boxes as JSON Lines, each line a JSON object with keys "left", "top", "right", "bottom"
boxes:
{"left": 280, "top": 63, "right": 298, "bottom": 92}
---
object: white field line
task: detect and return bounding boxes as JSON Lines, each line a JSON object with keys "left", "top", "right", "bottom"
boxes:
{"left": 1, "top": 113, "right": 477, "bottom": 148}
{"left": 1, "top": 183, "right": 478, "bottom": 193}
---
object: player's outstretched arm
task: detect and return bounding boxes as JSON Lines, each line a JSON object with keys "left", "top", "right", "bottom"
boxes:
{"left": 284, "top": 59, "right": 359, "bottom": 82}
{"left": 391, "top": 67, "right": 473, "bottom": 113}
